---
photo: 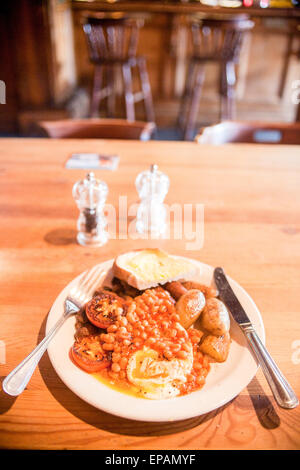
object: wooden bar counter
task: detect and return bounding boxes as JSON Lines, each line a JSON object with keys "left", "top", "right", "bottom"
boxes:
{"left": 0, "top": 138, "right": 299, "bottom": 450}
{"left": 72, "top": 1, "right": 300, "bottom": 19}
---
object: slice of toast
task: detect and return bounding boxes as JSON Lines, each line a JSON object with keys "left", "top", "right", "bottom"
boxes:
{"left": 112, "top": 248, "right": 198, "bottom": 290}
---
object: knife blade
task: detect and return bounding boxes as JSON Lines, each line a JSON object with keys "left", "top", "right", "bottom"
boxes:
{"left": 214, "top": 266, "right": 251, "bottom": 328}
{"left": 213, "top": 266, "right": 298, "bottom": 409}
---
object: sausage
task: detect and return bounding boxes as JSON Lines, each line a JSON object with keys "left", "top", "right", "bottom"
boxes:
{"left": 182, "top": 281, "right": 218, "bottom": 299}
{"left": 164, "top": 281, "right": 187, "bottom": 301}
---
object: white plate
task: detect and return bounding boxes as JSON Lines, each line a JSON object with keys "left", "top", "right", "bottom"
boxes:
{"left": 46, "top": 257, "right": 265, "bottom": 422}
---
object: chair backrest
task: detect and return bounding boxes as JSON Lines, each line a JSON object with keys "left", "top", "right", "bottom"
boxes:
{"left": 190, "top": 17, "right": 254, "bottom": 62}
{"left": 83, "top": 16, "right": 142, "bottom": 63}
{"left": 195, "top": 121, "right": 300, "bottom": 145}
{"left": 38, "top": 118, "right": 156, "bottom": 141}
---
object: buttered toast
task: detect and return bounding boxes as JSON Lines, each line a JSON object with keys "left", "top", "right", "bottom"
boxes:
{"left": 112, "top": 248, "right": 197, "bottom": 290}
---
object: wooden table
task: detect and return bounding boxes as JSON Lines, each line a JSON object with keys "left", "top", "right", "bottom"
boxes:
{"left": 0, "top": 138, "right": 299, "bottom": 450}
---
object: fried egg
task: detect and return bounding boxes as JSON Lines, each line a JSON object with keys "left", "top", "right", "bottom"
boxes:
{"left": 126, "top": 345, "right": 193, "bottom": 399}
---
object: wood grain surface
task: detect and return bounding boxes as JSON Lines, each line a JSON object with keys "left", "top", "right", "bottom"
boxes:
{"left": 0, "top": 138, "right": 299, "bottom": 450}
{"left": 72, "top": 1, "right": 300, "bottom": 19}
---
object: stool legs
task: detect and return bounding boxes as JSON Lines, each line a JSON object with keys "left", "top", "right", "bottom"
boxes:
{"left": 122, "top": 64, "right": 135, "bottom": 121}
{"left": 106, "top": 65, "right": 116, "bottom": 118}
{"left": 278, "top": 34, "right": 294, "bottom": 99}
{"left": 180, "top": 61, "right": 205, "bottom": 141}
{"left": 138, "top": 57, "right": 155, "bottom": 123}
{"left": 90, "top": 60, "right": 154, "bottom": 122}
{"left": 180, "top": 59, "right": 238, "bottom": 139}
{"left": 220, "top": 61, "right": 236, "bottom": 121}
{"left": 90, "top": 66, "right": 103, "bottom": 117}
{"left": 177, "top": 61, "right": 196, "bottom": 130}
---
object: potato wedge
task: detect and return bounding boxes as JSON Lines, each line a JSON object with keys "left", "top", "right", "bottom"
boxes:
{"left": 176, "top": 289, "right": 206, "bottom": 329}
{"left": 199, "top": 332, "right": 230, "bottom": 362}
{"left": 201, "top": 298, "right": 230, "bottom": 336}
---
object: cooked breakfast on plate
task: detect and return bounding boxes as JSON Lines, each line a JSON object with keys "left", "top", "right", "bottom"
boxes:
{"left": 71, "top": 249, "right": 231, "bottom": 399}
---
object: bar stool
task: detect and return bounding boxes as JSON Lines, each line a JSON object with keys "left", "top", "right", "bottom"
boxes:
{"left": 278, "top": 21, "right": 300, "bottom": 99}
{"left": 83, "top": 16, "right": 155, "bottom": 123}
{"left": 179, "top": 17, "right": 254, "bottom": 140}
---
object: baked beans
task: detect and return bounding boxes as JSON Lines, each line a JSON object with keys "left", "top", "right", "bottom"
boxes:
{"left": 75, "top": 286, "right": 211, "bottom": 397}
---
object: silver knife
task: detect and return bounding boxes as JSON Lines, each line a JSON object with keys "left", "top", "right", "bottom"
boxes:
{"left": 214, "top": 267, "right": 298, "bottom": 409}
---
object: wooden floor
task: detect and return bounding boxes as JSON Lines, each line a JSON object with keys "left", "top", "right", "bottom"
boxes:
{"left": 154, "top": 96, "right": 298, "bottom": 128}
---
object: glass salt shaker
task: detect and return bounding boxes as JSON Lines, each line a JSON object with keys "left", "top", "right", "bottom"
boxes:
{"left": 135, "top": 164, "right": 170, "bottom": 236}
{"left": 72, "top": 172, "right": 108, "bottom": 247}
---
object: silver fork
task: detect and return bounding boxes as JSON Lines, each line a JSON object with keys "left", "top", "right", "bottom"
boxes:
{"left": 2, "top": 265, "right": 105, "bottom": 396}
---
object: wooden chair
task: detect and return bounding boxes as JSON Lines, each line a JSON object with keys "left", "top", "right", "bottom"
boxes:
{"left": 83, "top": 16, "right": 155, "bottom": 123}
{"left": 179, "top": 17, "right": 254, "bottom": 141}
{"left": 37, "top": 118, "right": 156, "bottom": 140}
{"left": 195, "top": 121, "right": 300, "bottom": 145}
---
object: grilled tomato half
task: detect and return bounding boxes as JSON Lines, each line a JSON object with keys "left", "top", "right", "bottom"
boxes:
{"left": 71, "top": 335, "right": 111, "bottom": 372}
{"left": 86, "top": 291, "right": 127, "bottom": 329}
